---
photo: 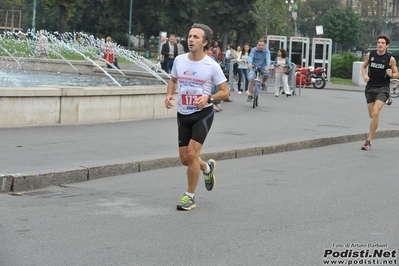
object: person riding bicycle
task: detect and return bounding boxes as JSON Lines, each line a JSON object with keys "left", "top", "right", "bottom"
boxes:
{"left": 247, "top": 39, "right": 271, "bottom": 102}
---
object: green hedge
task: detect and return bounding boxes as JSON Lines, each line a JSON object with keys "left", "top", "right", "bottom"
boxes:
{"left": 331, "top": 52, "right": 362, "bottom": 79}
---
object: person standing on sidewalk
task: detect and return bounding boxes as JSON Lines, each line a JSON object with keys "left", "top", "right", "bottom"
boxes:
{"left": 175, "top": 37, "right": 185, "bottom": 55}
{"left": 164, "top": 23, "right": 229, "bottom": 211}
{"left": 247, "top": 39, "right": 271, "bottom": 102}
{"left": 361, "top": 34, "right": 399, "bottom": 150}
{"left": 273, "top": 48, "right": 291, "bottom": 97}
{"left": 237, "top": 43, "right": 251, "bottom": 94}
{"left": 161, "top": 34, "right": 178, "bottom": 73}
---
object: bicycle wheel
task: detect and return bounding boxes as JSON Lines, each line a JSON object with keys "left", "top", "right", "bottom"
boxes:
{"left": 253, "top": 82, "right": 259, "bottom": 108}
{"left": 253, "top": 95, "right": 258, "bottom": 108}
{"left": 390, "top": 79, "right": 399, "bottom": 98}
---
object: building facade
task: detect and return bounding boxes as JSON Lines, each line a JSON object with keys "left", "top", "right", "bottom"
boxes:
{"left": 345, "top": 0, "right": 399, "bottom": 37}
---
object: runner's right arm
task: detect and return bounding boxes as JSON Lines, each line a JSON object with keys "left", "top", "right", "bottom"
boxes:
{"left": 165, "top": 77, "right": 177, "bottom": 109}
{"left": 362, "top": 52, "right": 370, "bottom": 83}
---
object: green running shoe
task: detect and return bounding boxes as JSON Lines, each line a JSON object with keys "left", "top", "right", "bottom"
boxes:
{"left": 176, "top": 194, "right": 196, "bottom": 211}
{"left": 203, "top": 159, "right": 216, "bottom": 191}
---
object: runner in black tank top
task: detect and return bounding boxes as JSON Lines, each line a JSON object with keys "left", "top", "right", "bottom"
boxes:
{"left": 367, "top": 50, "right": 391, "bottom": 88}
{"left": 361, "top": 34, "right": 399, "bottom": 150}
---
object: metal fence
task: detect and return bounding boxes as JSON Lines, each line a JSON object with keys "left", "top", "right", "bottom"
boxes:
{"left": 0, "top": 9, "right": 22, "bottom": 32}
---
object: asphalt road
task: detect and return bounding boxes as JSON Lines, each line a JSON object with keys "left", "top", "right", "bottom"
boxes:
{"left": 1, "top": 138, "right": 398, "bottom": 266}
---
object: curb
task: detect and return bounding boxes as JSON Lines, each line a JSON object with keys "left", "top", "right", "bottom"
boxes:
{"left": 2, "top": 130, "right": 399, "bottom": 193}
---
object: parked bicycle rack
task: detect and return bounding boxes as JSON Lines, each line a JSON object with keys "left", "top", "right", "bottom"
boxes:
{"left": 227, "top": 59, "right": 238, "bottom": 91}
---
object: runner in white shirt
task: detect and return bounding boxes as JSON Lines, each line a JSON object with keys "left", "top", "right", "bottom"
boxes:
{"left": 172, "top": 54, "right": 226, "bottom": 114}
{"left": 165, "top": 23, "right": 229, "bottom": 211}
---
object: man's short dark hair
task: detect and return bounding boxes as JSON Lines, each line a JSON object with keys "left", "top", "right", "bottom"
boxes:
{"left": 191, "top": 23, "right": 213, "bottom": 51}
{"left": 377, "top": 34, "right": 390, "bottom": 45}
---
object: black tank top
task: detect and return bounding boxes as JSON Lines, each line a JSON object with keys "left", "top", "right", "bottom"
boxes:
{"left": 368, "top": 50, "right": 391, "bottom": 87}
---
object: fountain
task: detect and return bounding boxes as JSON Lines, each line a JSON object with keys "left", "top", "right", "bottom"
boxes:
{"left": 1, "top": 30, "right": 170, "bottom": 85}
{"left": 0, "top": 30, "right": 176, "bottom": 126}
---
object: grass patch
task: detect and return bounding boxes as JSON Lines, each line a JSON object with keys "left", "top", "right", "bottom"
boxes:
{"left": 330, "top": 77, "right": 353, "bottom": 85}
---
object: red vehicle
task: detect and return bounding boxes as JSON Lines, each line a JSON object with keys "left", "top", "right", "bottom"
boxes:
{"left": 295, "top": 66, "right": 327, "bottom": 89}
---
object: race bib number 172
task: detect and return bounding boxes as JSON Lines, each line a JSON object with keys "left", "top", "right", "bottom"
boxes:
{"left": 182, "top": 94, "right": 202, "bottom": 106}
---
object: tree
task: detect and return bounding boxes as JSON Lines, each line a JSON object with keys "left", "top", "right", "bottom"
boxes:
{"left": 299, "top": 0, "right": 342, "bottom": 37}
{"left": 1, "top": 0, "right": 24, "bottom": 9}
{"left": 131, "top": 0, "right": 169, "bottom": 49}
{"left": 359, "top": 0, "right": 384, "bottom": 37}
{"left": 200, "top": 0, "right": 257, "bottom": 52}
{"left": 163, "top": 0, "right": 201, "bottom": 37}
{"left": 44, "top": 0, "right": 83, "bottom": 33}
{"left": 73, "top": 0, "right": 132, "bottom": 44}
{"left": 253, "top": 0, "right": 286, "bottom": 37}
{"left": 320, "top": 7, "right": 365, "bottom": 51}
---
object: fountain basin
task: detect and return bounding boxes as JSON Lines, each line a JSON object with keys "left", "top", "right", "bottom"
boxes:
{"left": 0, "top": 56, "right": 169, "bottom": 82}
{"left": 0, "top": 85, "right": 175, "bottom": 127}
{"left": 0, "top": 56, "right": 173, "bottom": 127}
{"left": 1, "top": 70, "right": 164, "bottom": 87}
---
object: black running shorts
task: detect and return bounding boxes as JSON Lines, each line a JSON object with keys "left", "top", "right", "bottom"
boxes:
{"left": 177, "top": 106, "right": 214, "bottom": 147}
{"left": 365, "top": 85, "right": 390, "bottom": 104}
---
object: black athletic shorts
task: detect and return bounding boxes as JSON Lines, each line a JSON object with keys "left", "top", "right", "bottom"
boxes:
{"left": 177, "top": 106, "right": 214, "bottom": 147}
{"left": 365, "top": 85, "right": 390, "bottom": 104}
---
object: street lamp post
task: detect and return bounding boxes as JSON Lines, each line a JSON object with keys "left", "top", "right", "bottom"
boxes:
{"left": 297, "top": 0, "right": 300, "bottom": 36}
{"left": 128, "top": 0, "right": 133, "bottom": 50}
{"left": 285, "top": 0, "right": 294, "bottom": 37}
{"left": 384, "top": 0, "right": 388, "bottom": 34}
{"left": 30, "top": 0, "right": 37, "bottom": 56}
{"left": 383, "top": 0, "right": 393, "bottom": 34}
{"left": 32, "top": 0, "right": 36, "bottom": 35}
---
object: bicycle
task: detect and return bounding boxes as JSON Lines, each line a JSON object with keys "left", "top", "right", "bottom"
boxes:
{"left": 390, "top": 78, "right": 399, "bottom": 98}
{"left": 252, "top": 67, "right": 262, "bottom": 109}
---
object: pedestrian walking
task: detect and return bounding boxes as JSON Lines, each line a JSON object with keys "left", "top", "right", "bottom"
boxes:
{"left": 273, "top": 48, "right": 291, "bottom": 97}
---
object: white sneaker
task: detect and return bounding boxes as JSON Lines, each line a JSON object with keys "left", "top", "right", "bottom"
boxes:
{"left": 237, "top": 91, "right": 242, "bottom": 94}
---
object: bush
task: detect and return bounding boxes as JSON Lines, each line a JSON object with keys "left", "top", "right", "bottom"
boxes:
{"left": 331, "top": 52, "right": 362, "bottom": 79}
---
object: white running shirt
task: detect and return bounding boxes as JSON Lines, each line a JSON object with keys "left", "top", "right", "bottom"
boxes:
{"left": 171, "top": 54, "right": 227, "bottom": 115}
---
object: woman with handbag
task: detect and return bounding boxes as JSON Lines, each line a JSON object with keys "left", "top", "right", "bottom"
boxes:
{"left": 237, "top": 43, "right": 251, "bottom": 94}
{"left": 273, "top": 48, "right": 291, "bottom": 97}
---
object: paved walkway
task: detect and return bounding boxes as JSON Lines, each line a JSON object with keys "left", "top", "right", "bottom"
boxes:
{"left": 1, "top": 83, "right": 399, "bottom": 192}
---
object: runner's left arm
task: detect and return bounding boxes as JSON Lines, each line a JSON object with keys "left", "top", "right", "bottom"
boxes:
{"left": 214, "top": 82, "right": 229, "bottom": 102}
{"left": 388, "top": 57, "right": 399, "bottom": 79}
{"left": 212, "top": 64, "right": 229, "bottom": 102}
